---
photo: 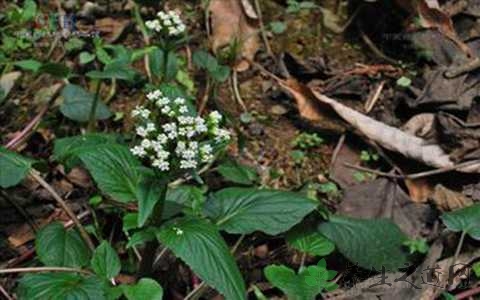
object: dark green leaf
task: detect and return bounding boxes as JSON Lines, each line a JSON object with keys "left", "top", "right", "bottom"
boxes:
{"left": 0, "top": 147, "right": 34, "bottom": 188}
{"left": 91, "top": 241, "right": 121, "bottom": 279}
{"left": 441, "top": 204, "right": 480, "bottom": 240}
{"left": 122, "top": 278, "right": 163, "bottom": 300}
{"left": 65, "top": 38, "right": 86, "bottom": 52}
{"left": 35, "top": 222, "right": 90, "bottom": 267}
{"left": 318, "top": 216, "right": 409, "bottom": 270}
{"left": 38, "top": 62, "right": 70, "bottom": 78}
{"left": 217, "top": 160, "right": 257, "bottom": 185}
{"left": 53, "top": 133, "right": 119, "bottom": 169}
{"left": 157, "top": 217, "right": 245, "bottom": 300}
{"left": 18, "top": 273, "right": 105, "bottom": 300}
{"left": 211, "top": 65, "right": 230, "bottom": 82}
{"left": 165, "top": 51, "right": 178, "bottom": 81}
{"left": 127, "top": 228, "right": 156, "bottom": 248}
{"left": 148, "top": 47, "right": 165, "bottom": 78}
{"left": 87, "top": 61, "right": 137, "bottom": 81}
{"left": 205, "top": 188, "right": 317, "bottom": 235}
{"left": 264, "top": 263, "right": 336, "bottom": 300}
{"left": 193, "top": 50, "right": 218, "bottom": 70}
{"left": 79, "top": 144, "right": 142, "bottom": 203}
{"left": 137, "top": 180, "right": 165, "bottom": 227}
{"left": 60, "top": 84, "right": 112, "bottom": 122}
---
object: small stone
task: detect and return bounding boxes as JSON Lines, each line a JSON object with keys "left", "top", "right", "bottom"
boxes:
{"left": 270, "top": 105, "right": 288, "bottom": 115}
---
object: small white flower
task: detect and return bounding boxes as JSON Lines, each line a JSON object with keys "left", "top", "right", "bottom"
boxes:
{"left": 179, "top": 105, "right": 189, "bottom": 114}
{"left": 173, "top": 226, "right": 183, "bottom": 235}
{"left": 156, "top": 149, "right": 170, "bottom": 160}
{"left": 136, "top": 126, "right": 148, "bottom": 137}
{"left": 157, "top": 134, "right": 168, "bottom": 144}
{"left": 146, "top": 122, "right": 156, "bottom": 132}
{"left": 153, "top": 159, "right": 170, "bottom": 171}
{"left": 180, "top": 159, "right": 197, "bottom": 169}
{"left": 161, "top": 105, "right": 172, "bottom": 115}
{"left": 141, "top": 139, "right": 152, "bottom": 149}
{"left": 174, "top": 97, "right": 185, "bottom": 105}
{"left": 209, "top": 111, "right": 222, "bottom": 123}
{"left": 156, "top": 97, "right": 170, "bottom": 107}
{"left": 131, "top": 146, "right": 146, "bottom": 157}
{"left": 164, "top": 19, "right": 172, "bottom": 26}
{"left": 214, "top": 128, "right": 231, "bottom": 142}
{"left": 176, "top": 141, "right": 186, "bottom": 155}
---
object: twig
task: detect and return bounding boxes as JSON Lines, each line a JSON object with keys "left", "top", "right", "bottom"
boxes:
{"left": 456, "top": 285, "right": 480, "bottom": 300}
{"left": 0, "top": 267, "right": 92, "bottom": 275}
{"left": 364, "top": 80, "right": 385, "bottom": 113}
{"left": 253, "top": 0, "right": 273, "bottom": 57}
{"left": 152, "top": 247, "right": 168, "bottom": 270}
{"left": 198, "top": 77, "right": 211, "bottom": 115}
{"left": 329, "top": 134, "right": 345, "bottom": 174}
{"left": 204, "top": 0, "right": 212, "bottom": 38}
{"left": 343, "top": 163, "right": 404, "bottom": 179}
{"left": 406, "top": 159, "right": 480, "bottom": 179}
{"left": 453, "top": 231, "right": 467, "bottom": 265}
{"left": 232, "top": 70, "right": 248, "bottom": 112}
{"left": 357, "top": 23, "right": 398, "bottom": 65}
{"left": 0, "top": 284, "right": 13, "bottom": 300}
{"left": 29, "top": 170, "right": 95, "bottom": 251}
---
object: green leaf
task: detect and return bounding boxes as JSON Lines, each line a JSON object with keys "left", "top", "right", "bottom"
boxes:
{"left": 38, "top": 62, "right": 70, "bottom": 78}
{"left": 270, "top": 21, "right": 287, "bottom": 34}
{"left": 60, "top": 84, "right": 112, "bottom": 122}
{"left": 396, "top": 76, "right": 412, "bottom": 87}
{"left": 87, "top": 61, "right": 137, "bottom": 81}
{"left": 193, "top": 50, "right": 218, "bottom": 70}
{"left": 165, "top": 51, "right": 178, "bottom": 81}
{"left": 217, "top": 160, "right": 258, "bottom": 185}
{"left": 264, "top": 264, "right": 334, "bottom": 300}
{"left": 79, "top": 144, "right": 142, "bottom": 203}
{"left": 205, "top": 188, "right": 317, "bottom": 235}
{"left": 21, "top": 0, "right": 37, "bottom": 22}
{"left": 148, "top": 47, "right": 165, "bottom": 78}
{"left": 137, "top": 180, "right": 165, "bottom": 227}
{"left": 122, "top": 278, "right": 163, "bottom": 300}
{"left": 35, "top": 222, "right": 90, "bottom": 268}
{"left": 286, "top": 225, "right": 335, "bottom": 257}
{"left": 0, "top": 147, "right": 34, "bottom": 188}
{"left": 53, "top": 133, "right": 119, "bottom": 169}
{"left": 80, "top": 52, "right": 96, "bottom": 64}
{"left": 65, "top": 38, "right": 86, "bottom": 52}
{"left": 165, "top": 185, "right": 205, "bottom": 216}
{"left": 441, "top": 204, "right": 480, "bottom": 240}
{"left": 318, "top": 216, "right": 409, "bottom": 270}
{"left": 157, "top": 217, "right": 245, "bottom": 300}
{"left": 91, "top": 241, "right": 121, "bottom": 280}
{"left": 127, "top": 228, "right": 156, "bottom": 248}
{"left": 211, "top": 65, "right": 230, "bottom": 82}
{"left": 14, "top": 59, "right": 42, "bottom": 72}
{"left": 18, "top": 273, "right": 106, "bottom": 300}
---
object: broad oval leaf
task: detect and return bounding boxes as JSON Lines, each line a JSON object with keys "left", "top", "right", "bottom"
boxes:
{"left": 60, "top": 84, "right": 111, "bottom": 122}
{"left": 18, "top": 273, "right": 105, "bottom": 300}
{"left": 264, "top": 264, "right": 331, "bottom": 300}
{"left": 318, "top": 216, "right": 409, "bottom": 270}
{"left": 286, "top": 225, "right": 335, "bottom": 257}
{"left": 79, "top": 144, "right": 142, "bottom": 203}
{"left": 122, "top": 278, "right": 163, "bottom": 300}
{"left": 91, "top": 241, "right": 121, "bottom": 279}
{"left": 156, "top": 217, "right": 246, "bottom": 300}
{"left": 204, "top": 188, "right": 317, "bottom": 235}
{"left": 35, "top": 222, "right": 90, "bottom": 268}
{"left": 441, "top": 204, "right": 480, "bottom": 240}
{"left": 0, "top": 147, "right": 34, "bottom": 188}
{"left": 86, "top": 61, "right": 137, "bottom": 81}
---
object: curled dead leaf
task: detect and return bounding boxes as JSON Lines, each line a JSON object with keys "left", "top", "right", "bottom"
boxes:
{"left": 95, "top": 18, "right": 131, "bottom": 43}
{"left": 209, "top": 0, "right": 260, "bottom": 71}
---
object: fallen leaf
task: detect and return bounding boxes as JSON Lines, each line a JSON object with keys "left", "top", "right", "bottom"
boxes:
{"left": 66, "top": 167, "right": 92, "bottom": 189}
{"left": 432, "top": 184, "right": 473, "bottom": 211}
{"left": 95, "top": 18, "right": 131, "bottom": 43}
{"left": 404, "top": 178, "right": 435, "bottom": 203}
{"left": 209, "top": 0, "right": 260, "bottom": 71}
{"left": 0, "top": 71, "right": 21, "bottom": 103}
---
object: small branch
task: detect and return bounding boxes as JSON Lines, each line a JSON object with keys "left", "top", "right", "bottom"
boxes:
{"left": 456, "top": 285, "right": 480, "bottom": 300}
{"left": 0, "top": 267, "right": 92, "bottom": 275}
{"left": 342, "top": 163, "right": 403, "bottom": 179}
{"left": 453, "top": 231, "right": 467, "bottom": 265}
{"left": 29, "top": 170, "right": 95, "bottom": 251}
{"left": 232, "top": 70, "right": 247, "bottom": 112}
{"left": 0, "top": 284, "right": 13, "bottom": 300}
{"left": 253, "top": 0, "right": 273, "bottom": 57}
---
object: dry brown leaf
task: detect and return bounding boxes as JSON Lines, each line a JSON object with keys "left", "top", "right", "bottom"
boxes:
{"left": 95, "top": 18, "right": 130, "bottom": 43}
{"left": 404, "top": 178, "right": 434, "bottom": 203}
{"left": 0, "top": 71, "right": 21, "bottom": 102}
{"left": 209, "top": 0, "right": 260, "bottom": 71}
{"left": 432, "top": 184, "right": 473, "bottom": 211}
{"left": 240, "top": 0, "right": 258, "bottom": 19}
{"left": 67, "top": 167, "right": 92, "bottom": 189}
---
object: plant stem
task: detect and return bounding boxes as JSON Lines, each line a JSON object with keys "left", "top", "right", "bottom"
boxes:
{"left": 87, "top": 80, "right": 102, "bottom": 133}
{"left": 0, "top": 267, "right": 92, "bottom": 275}
{"left": 453, "top": 231, "right": 467, "bottom": 264}
{"left": 30, "top": 170, "right": 95, "bottom": 251}
{"left": 133, "top": 3, "right": 153, "bottom": 82}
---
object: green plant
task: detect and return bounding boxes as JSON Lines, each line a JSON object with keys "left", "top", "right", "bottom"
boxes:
{"left": 359, "top": 150, "right": 379, "bottom": 163}
{"left": 292, "top": 132, "right": 324, "bottom": 150}
{"left": 286, "top": 0, "right": 317, "bottom": 14}
{"left": 403, "top": 238, "right": 429, "bottom": 254}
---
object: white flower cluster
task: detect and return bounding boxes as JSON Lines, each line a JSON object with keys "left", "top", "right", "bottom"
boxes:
{"left": 130, "top": 90, "right": 231, "bottom": 172}
{"left": 145, "top": 10, "right": 186, "bottom": 36}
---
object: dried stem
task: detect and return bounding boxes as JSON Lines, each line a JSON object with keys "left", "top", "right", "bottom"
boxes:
{"left": 0, "top": 267, "right": 92, "bottom": 275}
{"left": 29, "top": 170, "right": 95, "bottom": 251}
